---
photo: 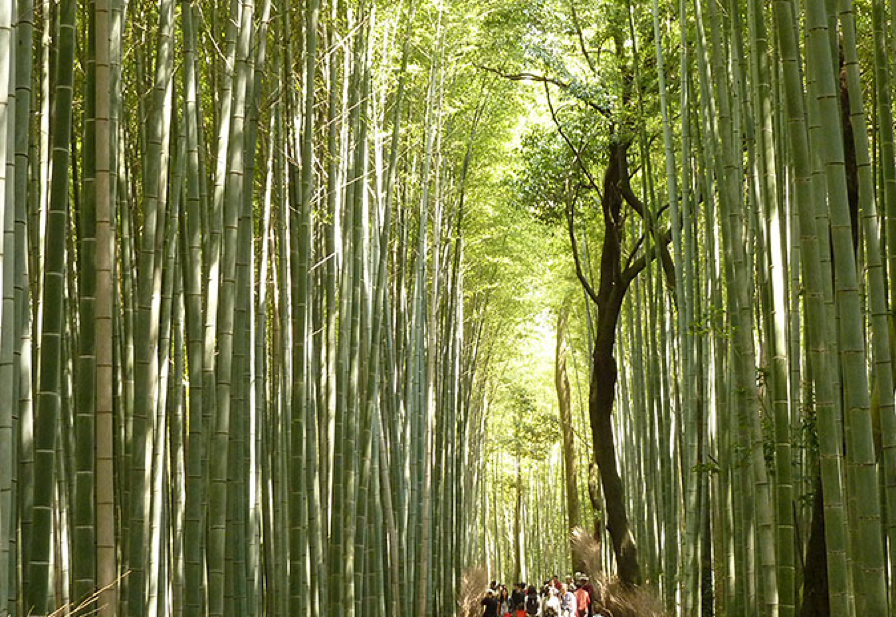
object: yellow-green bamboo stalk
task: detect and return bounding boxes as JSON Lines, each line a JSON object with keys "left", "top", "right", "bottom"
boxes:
{"left": 208, "top": 0, "right": 254, "bottom": 614}
{"left": 74, "top": 0, "right": 98, "bottom": 604}
{"left": 746, "top": 0, "right": 795, "bottom": 611}
{"left": 27, "top": 0, "right": 75, "bottom": 613}
{"left": 869, "top": 0, "right": 896, "bottom": 587}
{"left": 127, "top": 0, "right": 175, "bottom": 612}
{"left": 12, "top": 0, "right": 36, "bottom": 610}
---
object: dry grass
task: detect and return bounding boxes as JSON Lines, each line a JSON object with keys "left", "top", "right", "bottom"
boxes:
{"left": 571, "top": 527, "right": 666, "bottom": 617}
{"left": 40, "top": 573, "right": 127, "bottom": 617}
{"left": 595, "top": 580, "right": 666, "bottom": 617}
{"left": 458, "top": 566, "right": 489, "bottom": 617}
{"left": 571, "top": 527, "right": 603, "bottom": 580}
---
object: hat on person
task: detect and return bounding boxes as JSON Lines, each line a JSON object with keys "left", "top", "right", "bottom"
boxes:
{"left": 487, "top": 589, "right": 495, "bottom": 596}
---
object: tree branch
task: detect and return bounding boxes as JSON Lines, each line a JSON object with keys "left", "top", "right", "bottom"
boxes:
{"left": 544, "top": 80, "right": 604, "bottom": 201}
{"left": 475, "top": 63, "right": 570, "bottom": 89}
{"left": 623, "top": 233, "right": 646, "bottom": 273}
{"left": 566, "top": 193, "right": 600, "bottom": 305}
{"left": 476, "top": 63, "right": 612, "bottom": 118}
{"left": 619, "top": 181, "right": 677, "bottom": 290}
{"left": 621, "top": 226, "right": 672, "bottom": 284}
{"left": 569, "top": 1, "right": 598, "bottom": 76}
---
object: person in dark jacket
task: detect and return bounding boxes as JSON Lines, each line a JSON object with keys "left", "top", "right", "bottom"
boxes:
{"left": 525, "top": 585, "right": 540, "bottom": 615}
{"left": 482, "top": 589, "right": 499, "bottom": 617}
{"left": 511, "top": 583, "right": 526, "bottom": 617}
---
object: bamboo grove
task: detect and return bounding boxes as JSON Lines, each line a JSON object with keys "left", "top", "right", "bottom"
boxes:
{"left": 0, "top": 0, "right": 501, "bottom": 615}
{"left": 4, "top": 0, "right": 896, "bottom": 615}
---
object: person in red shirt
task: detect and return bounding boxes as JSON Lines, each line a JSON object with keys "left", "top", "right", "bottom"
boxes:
{"left": 579, "top": 576, "right": 595, "bottom": 598}
{"left": 574, "top": 582, "right": 590, "bottom": 617}
{"left": 579, "top": 576, "right": 595, "bottom": 616}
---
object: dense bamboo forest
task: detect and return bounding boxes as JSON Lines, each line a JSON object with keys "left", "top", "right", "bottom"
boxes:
{"left": 2, "top": 0, "right": 896, "bottom": 615}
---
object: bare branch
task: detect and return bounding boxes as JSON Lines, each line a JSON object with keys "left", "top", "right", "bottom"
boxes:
{"left": 621, "top": 226, "right": 672, "bottom": 284}
{"left": 619, "top": 182, "right": 645, "bottom": 218}
{"left": 623, "top": 233, "right": 646, "bottom": 272}
{"left": 567, "top": 191, "right": 601, "bottom": 305}
{"left": 474, "top": 63, "right": 570, "bottom": 89}
{"left": 619, "top": 180, "right": 677, "bottom": 290}
{"left": 544, "top": 80, "right": 604, "bottom": 201}
{"left": 476, "top": 63, "right": 612, "bottom": 118}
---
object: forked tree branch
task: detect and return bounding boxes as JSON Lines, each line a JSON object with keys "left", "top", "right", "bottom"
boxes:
{"left": 544, "top": 80, "right": 604, "bottom": 201}
{"left": 476, "top": 63, "right": 612, "bottom": 118}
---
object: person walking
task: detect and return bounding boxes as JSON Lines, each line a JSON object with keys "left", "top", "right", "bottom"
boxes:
{"left": 574, "top": 581, "right": 590, "bottom": 617}
{"left": 481, "top": 589, "right": 499, "bottom": 617}
{"left": 560, "top": 584, "right": 577, "bottom": 617}
{"left": 499, "top": 586, "right": 512, "bottom": 617}
{"left": 578, "top": 575, "right": 595, "bottom": 617}
{"left": 543, "top": 587, "right": 561, "bottom": 617}
{"left": 525, "top": 585, "right": 540, "bottom": 617}
{"left": 512, "top": 583, "right": 526, "bottom": 617}
{"left": 579, "top": 578, "right": 594, "bottom": 605}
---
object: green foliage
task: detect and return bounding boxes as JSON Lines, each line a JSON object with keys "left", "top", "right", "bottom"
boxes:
{"left": 512, "top": 118, "right": 604, "bottom": 225}
{"left": 687, "top": 305, "right": 731, "bottom": 339}
{"left": 691, "top": 461, "right": 719, "bottom": 475}
{"left": 491, "top": 385, "right": 558, "bottom": 462}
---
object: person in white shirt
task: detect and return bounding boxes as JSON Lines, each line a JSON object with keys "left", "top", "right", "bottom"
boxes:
{"left": 559, "top": 584, "right": 577, "bottom": 617}
{"left": 543, "top": 586, "right": 562, "bottom": 617}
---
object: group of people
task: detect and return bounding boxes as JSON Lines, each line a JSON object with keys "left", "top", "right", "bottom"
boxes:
{"left": 480, "top": 574, "right": 602, "bottom": 617}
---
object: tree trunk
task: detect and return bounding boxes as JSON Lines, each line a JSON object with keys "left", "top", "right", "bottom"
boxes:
{"left": 590, "top": 327, "right": 640, "bottom": 586}
{"left": 513, "top": 457, "right": 522, "bottom": 585}
{"left": 556, "top": 308, "right": 583, "bottom": 572}
{"left": 587, "top": 463, "right": 603, "bottom": 544}
{"left": 587, "top": 140, "right": 641, "bottom": 587}
{"left": 799, "top": 478, "right": 830, "bottom": 617}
